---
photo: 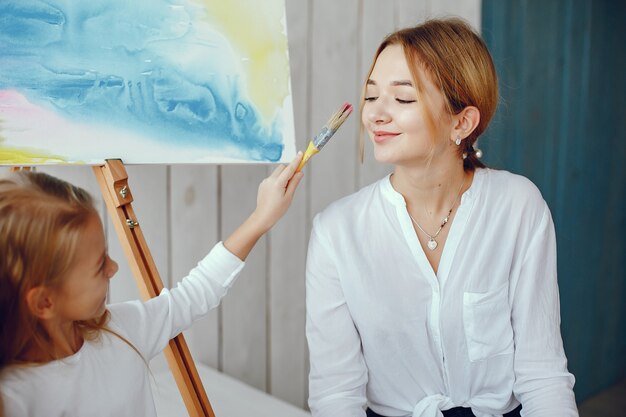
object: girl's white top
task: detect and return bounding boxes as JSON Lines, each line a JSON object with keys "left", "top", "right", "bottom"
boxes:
{"left": 0, "top": 242, "right": 244, "bottom": 417}
{"left": 306, "top": 168, "right": 578, "bottom": 417}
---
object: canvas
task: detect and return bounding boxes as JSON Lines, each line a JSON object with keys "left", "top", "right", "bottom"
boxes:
{"left": 0, "top": 0, "right": 295, "bottom": 164}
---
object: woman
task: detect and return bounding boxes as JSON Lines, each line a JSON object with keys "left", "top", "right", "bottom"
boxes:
{"left": 305, "top": 19, "right": 577, "bottom": 417}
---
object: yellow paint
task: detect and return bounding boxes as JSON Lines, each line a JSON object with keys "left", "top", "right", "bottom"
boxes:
{"left": 201, "top": 0, "right": 290, "bottom": 122}
{"left": 0, "top": 147, "right": 70, "bottom": 164}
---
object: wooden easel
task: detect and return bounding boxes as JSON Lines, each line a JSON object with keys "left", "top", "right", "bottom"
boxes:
{"left": 12, "top": 160, "right": 215, "bottom": 417}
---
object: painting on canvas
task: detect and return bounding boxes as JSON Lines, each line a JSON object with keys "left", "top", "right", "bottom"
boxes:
{"left": 0, "top": 0, "right": 295, "bottom": 164}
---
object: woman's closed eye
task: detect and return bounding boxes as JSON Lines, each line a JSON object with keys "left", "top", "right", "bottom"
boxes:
{"left": 363, "top": 97, "right": 416, "bottom": 103}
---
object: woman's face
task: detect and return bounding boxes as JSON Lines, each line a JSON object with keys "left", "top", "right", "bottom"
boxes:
{"left": 362, "top": 44, "right": 451, "bottom": 166}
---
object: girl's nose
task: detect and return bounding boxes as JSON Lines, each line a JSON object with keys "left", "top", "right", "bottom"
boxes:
{"left": 105, "top": 257, "right": 119, "bottom": 280}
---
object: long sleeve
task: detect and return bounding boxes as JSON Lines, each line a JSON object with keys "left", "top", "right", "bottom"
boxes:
{"left": 0, "top": 243, "right": 244, "bottom": 417}
{"left": 306, "top": 214, "right": 368, "bottom": 417}
{"left": 510, "top": 204, "right": 578, "bottom": 416}
{"left": 108, "top": 241, "right": 245, "bottom": 360}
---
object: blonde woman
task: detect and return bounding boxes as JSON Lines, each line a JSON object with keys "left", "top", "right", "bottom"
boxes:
{"left": 0, "top": 153, "right": 303, "bottom": 416}
{"left": 305, "top": 19, "right": 577, "bottom": 417}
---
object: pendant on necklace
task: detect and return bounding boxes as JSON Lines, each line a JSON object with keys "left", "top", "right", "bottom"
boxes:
{"left": 427, "top": 238, "right": 438, "bottom": 251}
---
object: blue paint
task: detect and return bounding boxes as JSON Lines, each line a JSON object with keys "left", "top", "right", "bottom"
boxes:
{"left": 0, "top": 0, "right": 284, "bottom": 162}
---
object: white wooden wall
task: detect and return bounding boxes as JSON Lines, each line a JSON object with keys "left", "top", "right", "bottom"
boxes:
{"left": 4, "top": 0, "right": 480, "bottom": 410}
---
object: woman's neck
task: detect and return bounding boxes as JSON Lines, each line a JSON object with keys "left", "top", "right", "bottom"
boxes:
{"left": 391, "top": 159, "right": 470, "bottom": 218}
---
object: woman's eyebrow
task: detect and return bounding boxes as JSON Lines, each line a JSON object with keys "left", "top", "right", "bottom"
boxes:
{"left": 366, "top": 79, "right": 413, "bottom": 87}
{"left": 390, "top": 80, "right": 413, "bottom": 87}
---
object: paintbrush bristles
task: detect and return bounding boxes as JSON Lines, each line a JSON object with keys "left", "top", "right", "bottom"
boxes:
{"left": 326, "top": 102, "right": 353, "bottom": 131}
{"left": 312, "top": 102, "right": 353, "bottom": 150}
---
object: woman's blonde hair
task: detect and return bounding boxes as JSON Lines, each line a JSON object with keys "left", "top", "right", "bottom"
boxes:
{"left": 360, "top": 18, "right": 498, "bottom": 171}
{"left": 0, "top": 171, "right": 109, "bottom": 368}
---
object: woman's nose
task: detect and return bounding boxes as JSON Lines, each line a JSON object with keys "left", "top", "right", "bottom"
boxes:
{"left": 365, "top": 101, "right": 391, "bottom": 125}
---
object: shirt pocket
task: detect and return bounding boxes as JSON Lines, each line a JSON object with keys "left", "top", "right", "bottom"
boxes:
{"left": 463, "top": 283, "right": 514, "bottom": 362}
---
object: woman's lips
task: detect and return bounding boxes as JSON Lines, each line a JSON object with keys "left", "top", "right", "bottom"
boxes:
{"left": 373, "top": 130, "right": 400, "bottom": 143}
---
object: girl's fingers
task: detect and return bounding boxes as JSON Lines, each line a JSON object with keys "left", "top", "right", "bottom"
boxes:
{"left": 270, "top": 164, "right": 286, "bottom": 178}
{"left": 278, "top": 152, "right": 303, "bottom": 185}
{"left": 285, "top": 171, "right": 304, "bottom": 198}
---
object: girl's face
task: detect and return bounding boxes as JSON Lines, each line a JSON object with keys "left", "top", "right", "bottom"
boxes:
{"left": 53, "top": 214, "right": 118, "bottom": 322}
{"left": 362, "top": 44, "right": 452, "bottom": 166}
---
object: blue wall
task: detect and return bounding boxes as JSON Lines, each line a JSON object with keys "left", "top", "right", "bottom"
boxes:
{"left": 481, "top": 0, "right": 626, "bottom": 402}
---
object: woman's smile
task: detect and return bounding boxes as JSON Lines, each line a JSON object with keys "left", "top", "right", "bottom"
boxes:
{"left": 373, "top": 130, "right": 401, "bottom": 143}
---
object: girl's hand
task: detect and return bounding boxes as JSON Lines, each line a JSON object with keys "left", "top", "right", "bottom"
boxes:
{"left": 251, "top": 151, "right": 304, "bottom": 233}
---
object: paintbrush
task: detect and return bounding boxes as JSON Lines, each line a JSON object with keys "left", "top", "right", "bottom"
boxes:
{"left": 296, "top": 102, "right": 353, "bottom": 172}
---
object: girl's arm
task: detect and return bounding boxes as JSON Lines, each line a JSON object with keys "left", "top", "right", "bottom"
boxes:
{"left": 224, "top": 151, "right": 303, "bottom": 261}
{"left": 108, "top": 152, "right": 304, "bottom": 359}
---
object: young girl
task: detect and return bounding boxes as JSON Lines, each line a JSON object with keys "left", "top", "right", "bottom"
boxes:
{"left": 0, "top": 153, "right": 303, "bottom": 416}
{"left": 305, "top": 19, "right": 578, "bottom": 417}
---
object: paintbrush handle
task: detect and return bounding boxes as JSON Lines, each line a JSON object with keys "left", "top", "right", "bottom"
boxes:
{"left": 296, "top": 141, "right": 320, "bottom": 172}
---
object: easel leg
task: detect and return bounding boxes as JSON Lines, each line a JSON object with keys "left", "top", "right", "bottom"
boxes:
{"left": 93, "top": 160, "right": 216, "bottom": 417}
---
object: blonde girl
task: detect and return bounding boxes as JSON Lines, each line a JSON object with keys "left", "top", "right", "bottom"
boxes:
{"left": 305, "top": 19, "right": 577, "bottom": 417}
{"left": 0, "top": 153, "right": 303, "bottom": 416}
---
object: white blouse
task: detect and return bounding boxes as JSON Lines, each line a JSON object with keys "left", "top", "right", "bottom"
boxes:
{"left": 305, "top": 168, "right": 577, "bottom": 417}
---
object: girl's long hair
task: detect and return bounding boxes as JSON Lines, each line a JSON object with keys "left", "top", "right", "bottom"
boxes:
{"left": 0, "top": 171, "right": 141, "bottom": 371}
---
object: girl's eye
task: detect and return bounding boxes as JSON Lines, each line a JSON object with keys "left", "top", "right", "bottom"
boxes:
{"left": 364, "top": 96, "right": 377, "bottom": 102}
{"left": 396, "top": 98, "right": 416, "bottom": 104}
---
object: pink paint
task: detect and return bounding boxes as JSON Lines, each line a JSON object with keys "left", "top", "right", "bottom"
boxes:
{"left": 0, "top": 90, "right": 62, "bottom": 128}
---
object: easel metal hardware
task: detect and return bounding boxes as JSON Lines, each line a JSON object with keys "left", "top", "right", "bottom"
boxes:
{"left": 91, "top": 159, "right": 216, "bottom": 417}
{"left": 9, "top": 166, "right": 31, "bottom": 172}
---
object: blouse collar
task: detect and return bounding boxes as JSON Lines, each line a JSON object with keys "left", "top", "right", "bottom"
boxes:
{"left": 380, "top": 168, "right": 486, "bottom": 208}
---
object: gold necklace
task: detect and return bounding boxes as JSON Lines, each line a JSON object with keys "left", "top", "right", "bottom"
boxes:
{"left": 408, "top": 177, "right": 465, "bottom": 251}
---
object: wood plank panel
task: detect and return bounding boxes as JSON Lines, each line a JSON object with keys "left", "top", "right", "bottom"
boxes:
{"left": 429, "top": 0, "right": 481, "bottom": 29}
{"left": 395, "top": 0, "right": 429, "bottom": 28}
{"left": 220, "top": 165, "right": 268, "bottom": 391}
{"left": 309, "top": 0, "right": 361, "bottom": 217}
{"left": 171, "top": 165, "right": 220, "bottom": 368}
{"left": 266, "top": 0, "right": 310, "bottom": 408}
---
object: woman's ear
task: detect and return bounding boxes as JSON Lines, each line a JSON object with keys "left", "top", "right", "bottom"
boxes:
{"left": 452, "top": 106, "right": 481, "bottom": 142}
{"left": 25, "top": 286, "right": 56, "bottom": 320}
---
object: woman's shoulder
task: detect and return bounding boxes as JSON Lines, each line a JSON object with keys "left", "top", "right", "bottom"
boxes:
{"left": 478, "top": 168, "right": 550, "bottom": 230}
{"left": 481, "top": 168, "right": 546, "bottom": 207}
